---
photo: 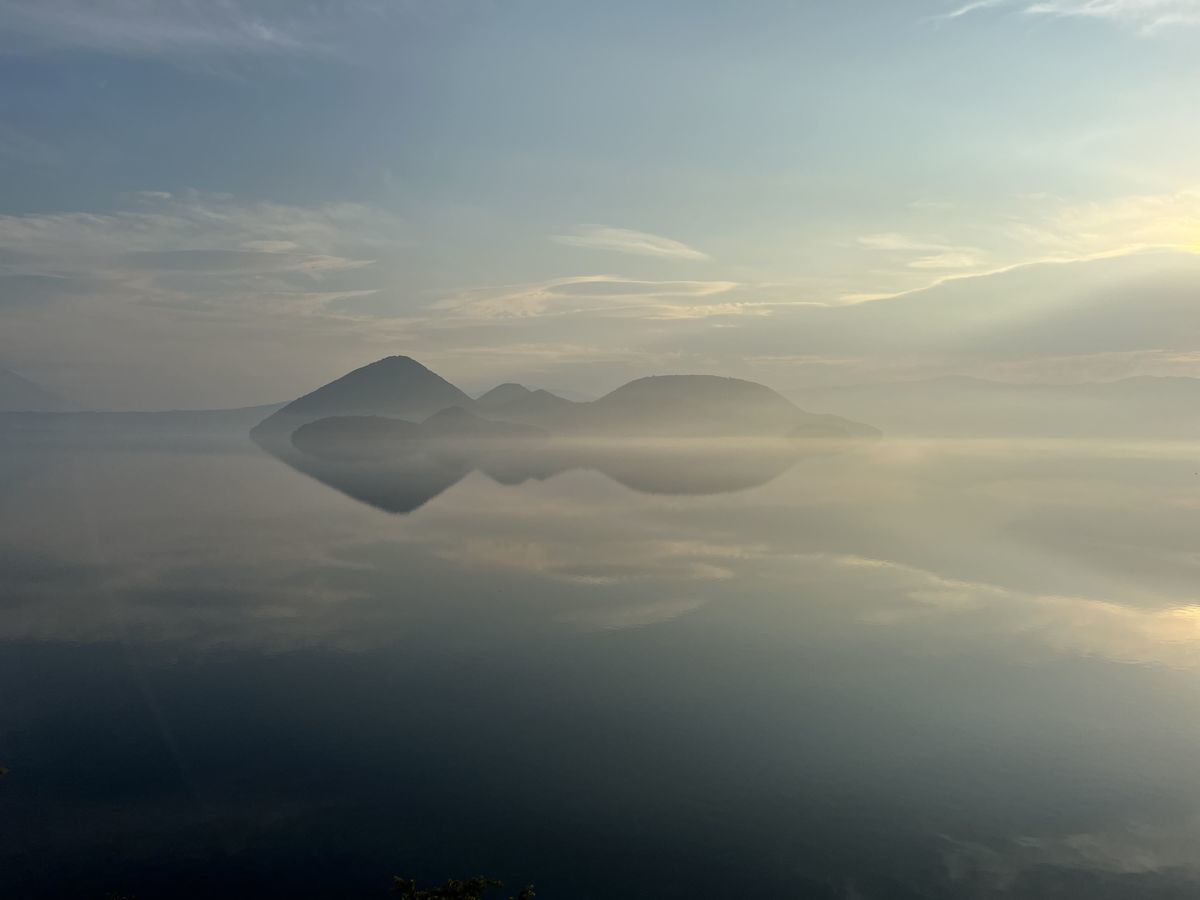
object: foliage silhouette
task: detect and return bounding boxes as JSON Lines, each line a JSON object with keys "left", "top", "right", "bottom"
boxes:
{"left": 391, "top": 876, "right": 535, "bottom": 900}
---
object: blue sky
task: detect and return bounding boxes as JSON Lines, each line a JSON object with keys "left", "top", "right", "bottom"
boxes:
{"left": 1, "top": 0, "right": 1198, "bottom": 407}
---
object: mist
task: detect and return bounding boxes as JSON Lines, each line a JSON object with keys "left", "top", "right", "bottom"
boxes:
{"left": 3, "top": 2, "right": 1200, "bottom": 898}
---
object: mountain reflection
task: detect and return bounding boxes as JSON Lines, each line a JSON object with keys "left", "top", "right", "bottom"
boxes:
{"left": 254, "top": 434, "right": 832, "bottom": 513}
{"left": 5, "top": 436, "right": 1200, "bottom": 899}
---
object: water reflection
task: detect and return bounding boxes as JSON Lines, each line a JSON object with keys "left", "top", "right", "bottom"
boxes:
{"left": 254, "top": 433, "right": 830, "bottom": 512}
{"left": 1, "top": 436, "right": 1199, "bottom": 898}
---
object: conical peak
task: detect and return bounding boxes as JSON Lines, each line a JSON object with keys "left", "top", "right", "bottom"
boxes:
{"left": 365, "top": 355, "right": 428, "bottom": 371}
{"left": 478, "top": 382, "right": 533, "bottom": 404}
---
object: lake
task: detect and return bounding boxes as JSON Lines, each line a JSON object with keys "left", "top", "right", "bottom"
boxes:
{"left": 2, "top": 432, "right": 1199, "bottom": 898}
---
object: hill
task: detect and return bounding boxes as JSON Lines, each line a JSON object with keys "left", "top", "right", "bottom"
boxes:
{"left": 291, "top": 408, "right": 546, "bottom": 459}
{"left": 580, "top": 375, "right": 876, "bottom": 438}
{"left": 421, "top": 406, "right": 547, "bottom": 440}
{"left": 251, "top": 356, "right": 472, "bottom": 438}
{"left": 476, "top": 383, "right": 534, "bottom": 407}
{"left": 253, "top": 356, "right": 878, "bottom": 442}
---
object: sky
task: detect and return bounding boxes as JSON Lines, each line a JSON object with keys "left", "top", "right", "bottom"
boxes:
{"left": 0, "top": 0, "right": 1198, "bottom": 409}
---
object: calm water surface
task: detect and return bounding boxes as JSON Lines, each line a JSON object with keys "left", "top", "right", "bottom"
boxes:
{"left": 2, "top": 434, "right": 1200, "bottom": 898}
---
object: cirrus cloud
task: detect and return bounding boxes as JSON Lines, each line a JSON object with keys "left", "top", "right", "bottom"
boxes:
{"left": 550, "top": 225, "right": 710, "bottom": 261}
{"left": 939, "top": 0, "right": 1200, "bottom": 31}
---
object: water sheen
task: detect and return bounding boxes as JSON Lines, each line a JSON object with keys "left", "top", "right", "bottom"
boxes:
{"left": 2, "top": 434, "right": 1199, "bottom": 899}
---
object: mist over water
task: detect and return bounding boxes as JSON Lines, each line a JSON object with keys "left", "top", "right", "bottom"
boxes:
{"left": 4, "top": 1, "right": 1200, "bottom": 896}
{"left": 3, "top": 430, "right": 1199, "bottom": 898}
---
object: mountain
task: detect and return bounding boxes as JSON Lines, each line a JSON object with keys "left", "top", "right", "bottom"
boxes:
{"left": 251, "top": 356, "right": 472, "bottom": 438}
{"left": 253, "top": 357, "right": 878, "bottom": 442}
{"left": 0, "top": 368, "right": 72, "bottom": 412}
{"left": 792, "top": 375, "right": 1200, "bottom": 438}
{"left": 479, "top": 387, "right": 580, "bottom": 424}
{"left": 578, "top": 375, "right": 876, "bottom": 438}
{"left": 1, "top": 404, "right": 284, "bottom": 447}
{"left": 291, "top": 408, "right": 546, "bottom": 460}
{"left": 476, "top": 383, "right": 533, "bottom": 407}
{"left": 290, "top": 415, "right": 424, "bottom": 459}
{"left": 464, "top": 374, "right": 877, "bottom": 439}
{"left": 255, "top": 360, "right": 880, "bottom": 512}
{"left": 476, "top": 374, "right": 875, "bottom": 439}
{"left": 421, "top": 406, "right": 547, "bottom": 440}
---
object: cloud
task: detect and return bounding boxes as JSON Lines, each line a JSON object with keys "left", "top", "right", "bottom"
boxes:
{"left": 940, "top": 0, "right": 1200, "bottom": 31}
{"left": 0, "top": 0, "right": 329, "bottom": 58}
{"left": 1016, "top": 187, "right": 1200, "bottom": 256}
{"left": 550, "top": 225, "right": 710, "bottom": 260}
{"left": 5, "top": 181, "right": 1200, "bottom": 409}
{"left": 558, "top": 597, "right": 707, "bottom": 632}
{"left": 848, "top": 187, "right": 1200, "bottom": 302}
{"left": 0, "top": 191, "right": 415, "bottom": 408}
{"left": 858, "top": 233, "right": 987, "bottom": 271}
{"left": 907, "top": 251, "right": 984, "bottom": 269}
{"left": 937, "top": 0, "right": 1007, "bottom": 18}
{"left": 858, "top": 233, "right": 948, "bottom": 252}
{"left": 430, "top": 275, "right": 740, "bottom": 319}
{"left": 0, "top": 191, "right": 398, "bottom": 276}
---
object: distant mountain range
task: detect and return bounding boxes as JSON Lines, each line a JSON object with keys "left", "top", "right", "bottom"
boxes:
{"left": 0, "top": 368, "right": 73, "bottom": 412}
{"left": 0, "top": 404, "right": 285, "bottom": 446}
{"left": 245, "top": 356, "right": 878, "bottom": 511}
{"left": 252, "top": 355, "right": 878, "bottom": 443}
{"left": 0, "top": 366, "right": 286, "bottom": 445}
{"left": 793, "top": 375, "right": 1200, "bottom": 439}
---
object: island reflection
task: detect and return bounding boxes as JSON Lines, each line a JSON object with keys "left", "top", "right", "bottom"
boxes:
{"left": 254, "top": 434, "right": 852, "bottom": 513}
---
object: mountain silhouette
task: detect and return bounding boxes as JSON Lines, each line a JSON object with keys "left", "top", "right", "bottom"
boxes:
{"left": 581, "top": 375, "right": 876, "bottom": 438}
{"left": 253, "top": 356, "right": 876, "bottom": 443}
{"left": 421, "top": 406, "right": 547, "bottom": 439}
{"left": 476, "top": 383, "right": 534, "bottom": 407}
{"left": 470, "top": 374, "right": 878, "bottom": 438}
{"left": 251, "top": 356, "right": 472, "bottom": 438}
{"left": 0, "top": 368, "right": 73, "bottom": 412}
{"left": 482, "top": 388, "right": 578, "bottom": 423}
{"left": 290, "top": 415, "right": 424, "bottom": 459}
{"left": 249, "top": 356, "right": 880, "bottom": 513}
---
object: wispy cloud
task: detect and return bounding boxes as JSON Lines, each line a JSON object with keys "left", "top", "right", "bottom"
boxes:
{"left": 0, "top": 191, "right": 397, "bottom": 276}
{"left": 1004, "top": 187, "right": 1200, "bottom": 258}
{"left": 937, "top": 0, "right": 1007, "bottom": 19}
{"left": 430, "top": 275, "right": 740, "bottom": 319}
{"left": 907, "top": 251, "right": 984, "bottom": 269}
{"left": 0, "top": 190, "right": 416, "bottom": 407}
{"left": 550, "top": 225, "right": 710, "bottom": 261}
{"left": 858, "top": 233, "right": 986, "bottom": 270}
{"left": 0, "top": 0, "right": 376, "bottom": 59}
{"left": 939, "top": 0, "right": 1200, "bottom": 31}
{"left": 851, "top": 186, "right": 1200, "bottom": 299}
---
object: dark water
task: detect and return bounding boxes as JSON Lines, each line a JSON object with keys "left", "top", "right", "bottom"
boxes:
{"left": 3, "top": 433, "right": 1200, "bottom": 898}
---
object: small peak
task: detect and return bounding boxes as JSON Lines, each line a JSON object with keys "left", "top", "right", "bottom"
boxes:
{"left": 477, "top": 383, "right": 533, "bottom": 404}
{"left": 339, "top": 356, "right": 429, "bottom": 379}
